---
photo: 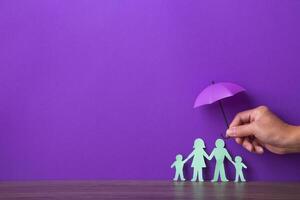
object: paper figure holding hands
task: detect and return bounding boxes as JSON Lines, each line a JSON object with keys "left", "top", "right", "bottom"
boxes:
{"left": 170, "top": 138, "right": 248, "bottom": 182}
{"left": 183, "top": 138, "right": 210, "bottom": 182}
{"left": 208, "top": 139, "right": 233, "bottom": 182}
{"left": 171, "top": 154, "right": 186, "bottom": 181}
{"left": 232, "top": 156, "right": 247, "bottom": 182}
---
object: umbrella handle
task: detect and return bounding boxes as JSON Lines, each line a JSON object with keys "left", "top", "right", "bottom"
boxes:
{"left": 221, "top": 133, "right": 228, "bottom": 140}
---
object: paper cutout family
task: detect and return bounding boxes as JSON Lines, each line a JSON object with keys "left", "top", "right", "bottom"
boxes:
{"left": 171, "top": 138, "right": 247, "bottom": 182}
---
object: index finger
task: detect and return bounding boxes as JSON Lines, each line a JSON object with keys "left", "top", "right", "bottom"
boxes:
{"left": 229, "top": 109, "right": 255, "bottom": 128}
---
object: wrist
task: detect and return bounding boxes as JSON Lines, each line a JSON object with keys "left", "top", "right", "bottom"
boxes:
{"left": 286, "top": 125, "right": 300, "bottom": 151}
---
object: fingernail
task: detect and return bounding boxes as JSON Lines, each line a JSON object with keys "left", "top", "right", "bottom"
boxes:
{"left": 256, "top": 146, "right": 264, "bottom": 153}
{"left": 226, "top": 127, "right": 236, "bottom": 137}
{"left": 246, "top": 144, "right": 253, "bottom": 152}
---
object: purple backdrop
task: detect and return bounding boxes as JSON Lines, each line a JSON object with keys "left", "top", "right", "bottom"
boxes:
{"left": 0, "top": 0, "right": 300, "bottom": 181}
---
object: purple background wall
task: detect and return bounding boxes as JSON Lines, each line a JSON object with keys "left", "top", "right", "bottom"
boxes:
{"left": 0, "top": 0, "right": 300, "bottom": 181}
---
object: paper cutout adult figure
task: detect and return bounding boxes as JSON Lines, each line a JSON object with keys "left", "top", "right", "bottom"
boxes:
{"left": 171, "top": 154, "right": 186, "bottom": 181}
{"left": 232, "top": 156, "right": 247, "bottom": 182}
{"left": 184, "top": 138, "right": 210, "bottom": 182}
{"left": 208, "top": 139, "right": 233, "bottom": 182}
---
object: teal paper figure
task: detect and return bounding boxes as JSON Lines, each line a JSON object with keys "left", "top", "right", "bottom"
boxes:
{"left": 171, "top": 154, "right": 186, "bottom": 181}
{"left": 170, "top": 138, "right": 248, "bottom": 182}
{"left": 184, "top": 138, "right": 209, "bottom": 182}
{"left": 208, "top": 139, "right": 233, "bottom": 182}
{"left": 232, "top": 156, "right": 247, "bottom": 182}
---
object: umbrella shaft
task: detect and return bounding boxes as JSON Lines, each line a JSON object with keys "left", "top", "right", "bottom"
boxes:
{"left": 218, "top": 100, "right": 229, "bottom": 128}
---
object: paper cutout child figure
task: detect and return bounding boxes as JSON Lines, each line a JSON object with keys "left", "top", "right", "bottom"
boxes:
{"left": 171, "top": 154, "right": 186, "bottom": 181}
{"left": 184, "top": 138, "right": 210, "bottom": 182}
{"left": 231, "top": 156, "right": 247, "bottom": 182}
{"left": 208, "top": 139, "right": 233, "bottom": 182}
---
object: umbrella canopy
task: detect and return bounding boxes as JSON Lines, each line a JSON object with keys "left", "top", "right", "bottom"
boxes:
{"left": 194, "top": 82, "right": 246, "bottom": 139}
{"left": 194, "top": 82, "right": 246, "bottom": 108}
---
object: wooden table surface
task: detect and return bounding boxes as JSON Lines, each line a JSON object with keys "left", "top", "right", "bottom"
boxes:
{"left": 0, "top": 181, "right": 300, "bottom": 200}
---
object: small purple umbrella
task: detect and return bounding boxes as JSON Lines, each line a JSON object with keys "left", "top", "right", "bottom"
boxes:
{"left": 194, "top": 81, "right": 246, "bottom": 138}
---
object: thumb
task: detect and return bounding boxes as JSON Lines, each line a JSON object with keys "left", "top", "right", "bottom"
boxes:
{"left": 226, "top": 124, "right": 254, "bottom": 138}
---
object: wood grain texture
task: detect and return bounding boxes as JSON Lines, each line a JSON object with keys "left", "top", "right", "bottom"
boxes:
{"left": 0, "top": 181, "right": 300, "bottom": 200}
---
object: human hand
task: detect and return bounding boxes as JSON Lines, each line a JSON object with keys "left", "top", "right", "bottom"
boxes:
{"left": 226, "top": 106, "right": 300, "bottom": 154}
